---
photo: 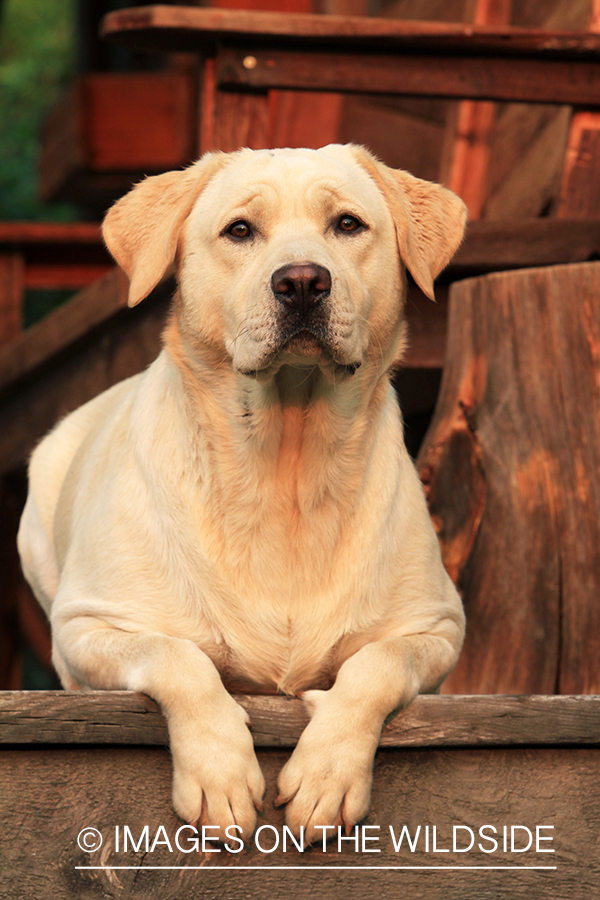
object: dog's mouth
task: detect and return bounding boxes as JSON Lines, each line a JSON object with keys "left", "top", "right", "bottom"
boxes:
{"left": 238, "top": 326, "right": 362, "bottom": 379}
{"left": 281, "top": 328, "right": 327, "bottom": 359}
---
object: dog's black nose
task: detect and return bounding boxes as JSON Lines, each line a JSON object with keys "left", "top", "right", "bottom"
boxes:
{"left": 271, "top": 263, "right": 331, "bottom": 314}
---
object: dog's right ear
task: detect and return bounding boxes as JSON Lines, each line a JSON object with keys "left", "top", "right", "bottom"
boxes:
{"left": 103, "top": 152, "right": 227, "bottom": 307}
{"left": 344, "top": 145, "right": 467, "bottom": 301}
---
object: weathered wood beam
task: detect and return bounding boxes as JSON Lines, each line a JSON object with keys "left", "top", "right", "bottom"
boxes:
{"left": 216, "top": 48, "right": 600, "bottom": 107}
{"left": 0, "top": 271, "right": 171, "bottom": 474}
{"left": 1, "top": 691, "right": 599, "bottom": 747}
{"left": 101, "top": 6, "right": 600, "bottom": 56}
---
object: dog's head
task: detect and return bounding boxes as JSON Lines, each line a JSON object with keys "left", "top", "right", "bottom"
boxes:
{"left": 103, "top": 145, "right": 466, "bottom": 381}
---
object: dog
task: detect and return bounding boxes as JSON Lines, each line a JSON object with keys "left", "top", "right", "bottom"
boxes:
{"left": 18, "top": 144, "right": 466, "bottom": 844}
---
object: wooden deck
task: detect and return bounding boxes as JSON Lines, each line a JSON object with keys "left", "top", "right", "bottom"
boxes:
{"left": 1, "top": 692, "right": 599, "bottom": 898}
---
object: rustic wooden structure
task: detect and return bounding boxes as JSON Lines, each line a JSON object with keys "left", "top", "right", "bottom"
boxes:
{"left": 0, "top": 222, "right": 111, "bottom": 343}
{"left": 1, "top": 691, "right": 599, "bottom": 898}
{"left": 418, "top": 261, "right": 600, "bottom": 695}
{"left": 39, "top": 69, "right": 196, "bottom": 209}
{"left": 1, "top": 5, "right": 600, "bottom": 896}
{"left": 40, "top": 4, "right": 600, "bottom": 212}
{"left": 100, "top": 7, "right": 600, "bottom": 158}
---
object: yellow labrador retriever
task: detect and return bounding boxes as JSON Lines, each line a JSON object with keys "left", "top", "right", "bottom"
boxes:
{"left": 18, "top": 144, "right": 466, "bottom": 843}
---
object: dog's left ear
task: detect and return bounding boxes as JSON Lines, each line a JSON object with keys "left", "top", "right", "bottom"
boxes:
{"left": 103, "top": 151, "right": 227, "bottom": 307}
{"left": 349, "top": 145, "right": 467, "bottom": 300}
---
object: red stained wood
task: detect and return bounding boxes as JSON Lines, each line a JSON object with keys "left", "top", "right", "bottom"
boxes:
{"left": 0, "top": 223, "right": 103, "bottom": 243}
{"left": 213, "top": 89, "right": 271, "bottom": 153}
{"left": 558, "top": 112, "right": 600, "bottom": 218}
{"left": 0, "top": 223, "right": 113, "bottom": 291}
{"left": 40, "top": 71, "right": 195, "bottom": 205}
{"left": 0, "top": 254, "right": 24, "bottom": 344}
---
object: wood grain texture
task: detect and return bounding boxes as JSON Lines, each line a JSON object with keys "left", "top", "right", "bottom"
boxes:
{"left": 558, "top": 113, "right": 600, "bottom": 218}
{"left": 1, "top": 691, "right": 599, "bottom": 747}
{"left": 450, "top": 219, "right": 600, "bottom": 275}
{"left": 418, "top": 262, "right": 600, "bottom": 694}
{"left": 0, "top": 743, "right": 598, "bottom": 897}
{"left": 216, "top": 47, "right": 600, "bottom": 107}
{"left": 482, "top": 105, "right": 572, "bottom": 218}
{"left": 213, "top": 90, "right": 270, "bottom": 153}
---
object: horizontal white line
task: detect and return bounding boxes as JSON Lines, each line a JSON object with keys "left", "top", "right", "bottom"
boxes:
{"left": 75, "top": 865, "right": 557, "bottom": 871}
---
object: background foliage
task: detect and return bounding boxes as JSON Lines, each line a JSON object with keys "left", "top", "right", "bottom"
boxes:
{"left": 0, "top": 0, "right": 76, "bottom": 221}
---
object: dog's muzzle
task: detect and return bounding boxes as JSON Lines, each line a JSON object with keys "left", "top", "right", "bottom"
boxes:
{"left": 236, "top": 262, "right": 360, "bottom": 378}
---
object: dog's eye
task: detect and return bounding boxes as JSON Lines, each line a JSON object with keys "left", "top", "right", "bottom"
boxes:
{"left": 225, "top": 220, "right": 253, "bottom": 240}
{"left": 336, "top": 214, "right": 365, "bottom": 235}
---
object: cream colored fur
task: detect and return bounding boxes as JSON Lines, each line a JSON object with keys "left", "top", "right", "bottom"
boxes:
{"left": 18, "top": 144, "right": 466, "bottom": 843}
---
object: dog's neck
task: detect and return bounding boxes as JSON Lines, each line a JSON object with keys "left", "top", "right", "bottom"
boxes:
{"left": 163, "top": 318, "right": 397, "bottom": 513}
{"left": 150, "top": 320, "right": 404, "bottom": 615}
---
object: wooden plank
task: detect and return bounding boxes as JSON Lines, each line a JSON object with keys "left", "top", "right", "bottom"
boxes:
{"left": 338, "top": 97, "right": 443, "bottom": 181}
{"left": 101, "top": 6, "right": 600, "bottom": 55}
{"left": 450, "top": 218, "right": 600, "bottom": 273}
{"left": 0, "top": 743, "right": 598, "bottom": 896}
{"left": 0, "top": 269, "right": 128, "bottom": 392}
{"left": 0, "top": 222, "right": 104, "bottom": 243}
{"left": 268, "top": 90, "right": 344, "bottom": 150}
{"left": 0, "top": 253, "right": 24, "bottom": 344}
{"left": 213, "top": 89, "right": 270, "bottom": 153}
{"left": 0, "top": 275, "right": 171, "bottom": 474}
{"left": 482, "top": 105, "right": 572, "bottom": 218}
{"left": 24, "top": 264, "right": 114, "bottom": 291}
{"left": 216, "top": 47, "right": 600, "bottom": 107}
{"left": 83, "top": 71, "right": 195, "bottom": 172}
{"left": 443, "top": 0, "right": 512, "bottom": 218}
{"left": 1, "top": 691, "right": 599, "bottom": 747}
{"left": 558, "top": 111, "right": 600, "bottom": 217}
{"left": 0, "top": 223, "right": 113, "bottom": 290}
{"left": 40, "top": 72, "right": 195, "bottom": 206}
{"left": 557, "top": 2, "right": 600, "bottom": 218}
{"left": 403, "top": 285, "right": 448, "bottom": 368}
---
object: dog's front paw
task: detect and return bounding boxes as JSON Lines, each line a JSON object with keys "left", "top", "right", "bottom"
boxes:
{"left": 276, "top": 690, "right": 379, "bottom": 844}
{"left": 169, "top": 697, "right": 265, "bottom": 844}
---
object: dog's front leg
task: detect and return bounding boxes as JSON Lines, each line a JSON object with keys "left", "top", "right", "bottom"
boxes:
{"left": 54, "top": 617, "right": 265, "bottom": 841}
{"left": 277, "top": 629, "right": 461, "bottom": 843}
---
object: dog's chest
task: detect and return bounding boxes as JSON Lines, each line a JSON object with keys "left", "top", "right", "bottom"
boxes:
{"left": 216, "top": 613, "right": 344, "bottom": 695}
{"left": 189, "top": 562, "right": 358, "bottom": 694}
{"left": 179, "top": 520, "right": 381, "bottom": 694}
